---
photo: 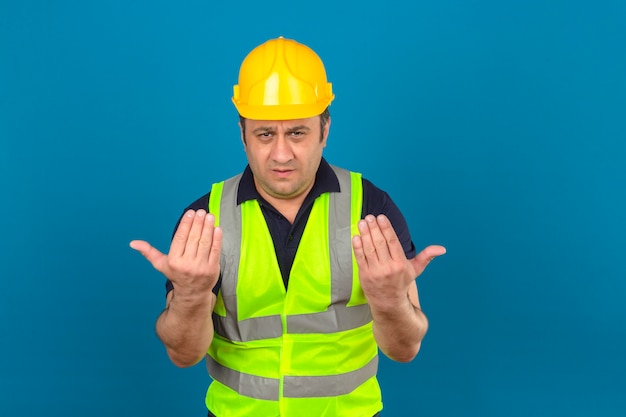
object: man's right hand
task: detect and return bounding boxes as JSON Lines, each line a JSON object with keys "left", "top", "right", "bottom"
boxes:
{"left": 130, "top": 209, "right": 222, "bottom": 367}
{"left": 130, "top": 209, "right": 222, "bottom": 297}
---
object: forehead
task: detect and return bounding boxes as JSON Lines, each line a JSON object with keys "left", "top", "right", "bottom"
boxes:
{"left": 245, "top": 116, "right": 320, "bottom": 130}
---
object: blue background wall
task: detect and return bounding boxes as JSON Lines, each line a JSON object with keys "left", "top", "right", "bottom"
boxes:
{"left": 1, "top": 1, "right": 625, "bottom": 416}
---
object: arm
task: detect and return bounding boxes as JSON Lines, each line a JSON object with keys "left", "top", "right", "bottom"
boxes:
{"left": 130, "top": 209, "right": 222, "bottom": 367}
{"left": 155, "top": 282, "right": 216, "bottom": 367}
{"left": 352, "top": 214, "right": 445, "bottom": 362}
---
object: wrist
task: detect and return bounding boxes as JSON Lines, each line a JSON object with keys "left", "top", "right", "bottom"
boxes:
{"left": 170, "top": 287, "right": 214, "bottom": 309}
{"left": 369, "top": 294, "right": 414, "bottom": 317}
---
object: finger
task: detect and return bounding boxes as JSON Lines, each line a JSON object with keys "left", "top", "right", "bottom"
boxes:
{"left": 366, "top": 215, "right": 392, "bottom": 263}
{"left": 130, "top": 240, "right": 169, "bottom": 273}
{"left": 376, "top": 214, "right": 405, "bottom": 261}
{"left": 170, "top": 210, "right": 195, "bottom": 258}
{"left": 410, "top": 245, "right": 447, "bottom": 277}
{"left": 207, "top": 225, "right": 223, "bottom": 268}
{"left": 183, "top": 210, "right": 207, "bottom": 259}
{"left": 196, "top": 213, "right": 216, "bottom": 259}
{"left": 357, "top": 217, "right": 379, "bottom": 263}
{"left": 352, "top": 235, "right": 368, "bottom": 269}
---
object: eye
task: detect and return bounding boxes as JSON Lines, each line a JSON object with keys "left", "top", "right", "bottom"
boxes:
{"left": 290, "top": 131, "right": 305, "bottom": 138}
{"left": 256, "top": 131, "right": 273, "bottom": 141}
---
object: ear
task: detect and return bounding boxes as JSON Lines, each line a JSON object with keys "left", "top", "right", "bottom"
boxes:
{"left": 322, "top": 117, "right": 331, "bottom": 147}
{"left": 239, "top": 120, "right": 246, "bottom": 146}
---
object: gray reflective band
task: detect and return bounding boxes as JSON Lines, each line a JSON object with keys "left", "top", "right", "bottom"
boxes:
{"left": 207, "top": 354, "right": 378, "bottom": 399}
{"left": 286, "top": 301, "right": 372, "bottom": 333}
{"left": 214, "top": 299, "right": 283, "bottom": 341}
{"left": 284, "top": 355, "right": 378, "bottom": 398}
{"left": 328, "top": 165, "right": 354, "bottom": 303}
{"left": 206, "top": 355, "right": 279, "bottom": 401}
{"left": 217, "top": 173, "right": 242, "bottom": 296}
{"left": 212, "top": 166, "right": 371, "bottom": 342}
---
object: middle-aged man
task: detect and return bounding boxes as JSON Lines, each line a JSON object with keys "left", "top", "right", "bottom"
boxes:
{"left": 131, "top": 36, "right": 446, "bottom": 417}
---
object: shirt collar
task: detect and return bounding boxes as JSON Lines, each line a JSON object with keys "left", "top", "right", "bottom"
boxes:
{"left": 236, "top": 157, "right": 340, "bottom": 206}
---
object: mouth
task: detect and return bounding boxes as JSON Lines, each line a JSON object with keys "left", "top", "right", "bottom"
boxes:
{"left": 272, "top": 168, "right": 294, "bottom": 178}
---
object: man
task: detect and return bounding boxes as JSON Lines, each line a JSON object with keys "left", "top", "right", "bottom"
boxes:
{"left": 130, "top": 37, "right": 445, "bottom": 417}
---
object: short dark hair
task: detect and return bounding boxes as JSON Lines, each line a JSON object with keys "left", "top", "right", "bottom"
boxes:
{"left": 318, "top": 107, "right": 331, "bottom": 132}
{"left": 239, "top": 107, "right": 330, "bottom": 142}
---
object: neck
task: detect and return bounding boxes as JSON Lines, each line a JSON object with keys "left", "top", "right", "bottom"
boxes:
{"left": 255, "top": 181, "right": 314, "bottom": 225}
{"left": 260, "top": 191, "right": 308, "bottom": 224}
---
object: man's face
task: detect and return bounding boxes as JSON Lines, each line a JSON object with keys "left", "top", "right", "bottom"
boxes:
{"left": 241, "top": 115, "right": 329, "bottom": 204}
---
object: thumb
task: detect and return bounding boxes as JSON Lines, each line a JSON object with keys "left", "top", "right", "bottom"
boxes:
{"left": 410, "top": 245, "right": 446, "bottom": 277}
{"left": 130, "top": 240, "right": 168, "bottom": 273}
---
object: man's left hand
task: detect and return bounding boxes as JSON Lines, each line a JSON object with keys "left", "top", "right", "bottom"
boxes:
{"left": 352, "top": 214, "right": 446, "bottom": 310}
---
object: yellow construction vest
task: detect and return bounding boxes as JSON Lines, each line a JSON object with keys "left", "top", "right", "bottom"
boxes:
{"left": 205, "top": 166, "right": 381, "bottom": 417}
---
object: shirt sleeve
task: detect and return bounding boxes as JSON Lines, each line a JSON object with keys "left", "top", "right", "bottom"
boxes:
{"left": 361, "top": 178, "right": 417, "bottom": 259}
{"left": 164, "top": 192, "right": 222, "bottom": 297}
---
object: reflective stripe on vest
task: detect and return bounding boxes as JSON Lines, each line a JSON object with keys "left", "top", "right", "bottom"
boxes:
{"left": 206, "top": 354, "right": 379, "bottom": 399}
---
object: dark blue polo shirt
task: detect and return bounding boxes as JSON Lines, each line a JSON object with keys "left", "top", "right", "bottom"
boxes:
{"left": 166, "top": 158, "right": 416, "bottom": 296}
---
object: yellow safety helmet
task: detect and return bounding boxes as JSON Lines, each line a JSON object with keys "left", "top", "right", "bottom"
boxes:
{"left": 232, "top": 37, "right": 334, "bottom": 120}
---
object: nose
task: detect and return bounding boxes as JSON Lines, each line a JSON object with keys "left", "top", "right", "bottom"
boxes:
{"left": 270, "top": 135, "right": 293, "bottom": 164}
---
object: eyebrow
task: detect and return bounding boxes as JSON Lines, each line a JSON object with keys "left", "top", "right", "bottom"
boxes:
{"left": 252, "top": 126, "right": 275, "bottom": 135}
{"left": 251, "top": 125, "right": 311, "bottom": 135}
{"left": 286, "top": 125, "right": 311, "bottom": 133}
